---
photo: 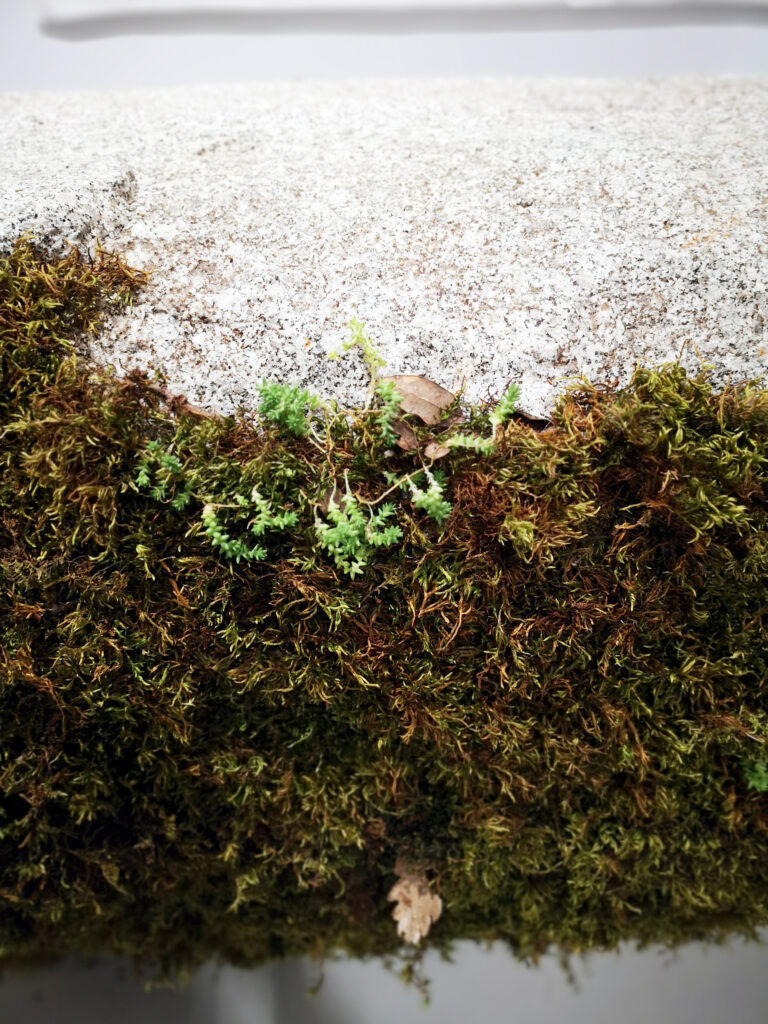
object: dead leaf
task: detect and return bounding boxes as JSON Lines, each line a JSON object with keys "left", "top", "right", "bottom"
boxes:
{"left": 424, "top": 441, "right": 450, "bottom": 460}
{"left": 387, "top": 857, "right": 442, "bottom": 944}
{"left": 392, "top": 419, "right": 419, "bottom": 452}
{"left": 514, "top": 407, "right": 553, "bottom": 431}
{"left": 381, "top": 375, "right": 455, "bottom": 426}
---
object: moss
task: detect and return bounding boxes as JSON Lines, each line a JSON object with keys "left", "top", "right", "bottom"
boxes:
{"left": 1, "top": 236, "right": 768, "bottom": 986}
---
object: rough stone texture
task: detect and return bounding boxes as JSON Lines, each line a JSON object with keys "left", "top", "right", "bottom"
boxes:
{"left": 1, "top": 77, "right": 766, "bottom": 417}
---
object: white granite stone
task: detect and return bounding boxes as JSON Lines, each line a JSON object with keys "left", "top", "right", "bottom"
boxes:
{"left": 1, "top": 77, "right": 766, "bottom": 417}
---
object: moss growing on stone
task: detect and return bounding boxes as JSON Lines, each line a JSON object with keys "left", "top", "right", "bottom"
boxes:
{"left": 1, "top": 237, "right": 768, "bottom": 986}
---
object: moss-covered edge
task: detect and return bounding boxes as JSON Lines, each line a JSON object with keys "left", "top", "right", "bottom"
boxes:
{"left": 1, "top": 236, "right": 768, "bottom": 991}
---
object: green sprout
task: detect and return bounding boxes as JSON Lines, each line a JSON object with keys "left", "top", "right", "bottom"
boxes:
{"left": 489, "top": 383, "right": 521, "bottom": 429}
{"left": 328, "top": 317, "right": 387, "bottom": 385}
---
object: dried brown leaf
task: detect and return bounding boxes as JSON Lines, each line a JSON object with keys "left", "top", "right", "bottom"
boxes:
{"left": 424, "top": 441, "right": 450, "bottom": 460}
{"left": 514, "top": 407, "right": 553, "bottom": 431}
{"left": 392, "top": 419, "right": 419, "bottom": 452}
{"left": 381, "top": 375, "right": 455, "bottom": 426}
{"left": 387, "top": 858, "right": 442, "bottom": 944}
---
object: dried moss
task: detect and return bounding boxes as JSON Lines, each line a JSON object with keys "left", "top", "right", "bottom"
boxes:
{"left": 1, "top": 236, "right": 768, "bottom": 986}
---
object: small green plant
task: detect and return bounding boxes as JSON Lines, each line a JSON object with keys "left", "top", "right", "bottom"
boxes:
{"left": 445, "top": 383, "right": 520, "bottom": 455}
{"left": 201, "top": 504, "right": 268, "bottom": 563}
{"left": 257, "top": 380, "right": 320, "bottom": 438}
{"left": 240, "top": 487, "right": 298, "bottom": 536}
{"left": 328, "top": 318, "right": 386, "bottom": 388}
{"left": 135, "top": 440, "right": 193, "bottom": 509}
{"left": 445, "top": 433, "right": 494, "bottom": 455}
{"left": 315, "top": 483, "right": 402, "bottom": 578}
{"left": 330, "top": 321, "right": 404, "bottom": 447}
{"left": 743, "top": 759, "right": 768, "bottom": 792}
{"left": 489, "top": 383, "right": 521, "bottom": 429}
{"left": 408, "top": 469, "right": 452, "bottom": 527}
{"left": 375, "top": 379, "right": 402, "bottom": 446}
{"left": 201, "top": 488, "right": 298, "bottom": 564}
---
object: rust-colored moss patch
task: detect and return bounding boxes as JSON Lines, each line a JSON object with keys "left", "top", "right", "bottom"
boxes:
{"left": 1, "top": 237, "right": 767, "bottom": 986}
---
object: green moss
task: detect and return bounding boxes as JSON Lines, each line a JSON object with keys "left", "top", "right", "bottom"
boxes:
{"left": 1, "top": 236, "right": 768, "bottom": 987}
{"left": 744, "top": 760, "right": 768, "bottom": 792}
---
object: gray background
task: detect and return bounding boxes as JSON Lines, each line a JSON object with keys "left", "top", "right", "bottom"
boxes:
{"left": 1, "top": 3, "right": 767, "bottom": 1022}
{"left": 1, "top": 2, "right": 767, "bottom": 87}
{"left": 2, "top": 937, "right": 768, "bottom": 1023}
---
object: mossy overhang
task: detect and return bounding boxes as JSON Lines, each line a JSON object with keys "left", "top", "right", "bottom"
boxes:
{"left": 1, "top": 238, "right": 767, "bottom": 985}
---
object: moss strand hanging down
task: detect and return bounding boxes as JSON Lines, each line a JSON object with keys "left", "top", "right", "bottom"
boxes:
{"left": 1, "top": 236, "right": 767, "bottom": 984}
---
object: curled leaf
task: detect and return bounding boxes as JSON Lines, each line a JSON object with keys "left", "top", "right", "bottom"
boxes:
{"left": 387, "top": 858, "right": 442, "bottom": 944}
{"left": 380, "top": 375, "right": 455, "bottom": 426}
{"left": 392, "top": 419, "right": 419, "bottom": 452}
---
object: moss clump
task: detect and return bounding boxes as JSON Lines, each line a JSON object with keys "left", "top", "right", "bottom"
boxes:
{"left": 1, "top": 236, "right": 768, "bottom": 986}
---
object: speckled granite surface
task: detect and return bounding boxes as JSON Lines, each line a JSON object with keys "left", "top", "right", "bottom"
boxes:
{"left": 1, "top": 77, "right": 766, "bottom": 416}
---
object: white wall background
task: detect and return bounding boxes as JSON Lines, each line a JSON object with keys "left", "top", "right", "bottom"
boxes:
{"left": 1, "top": 4, "right": 767, "bottom": 1022}
{"left": 0, "top": 2, "right": 766, "bottom": 89}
